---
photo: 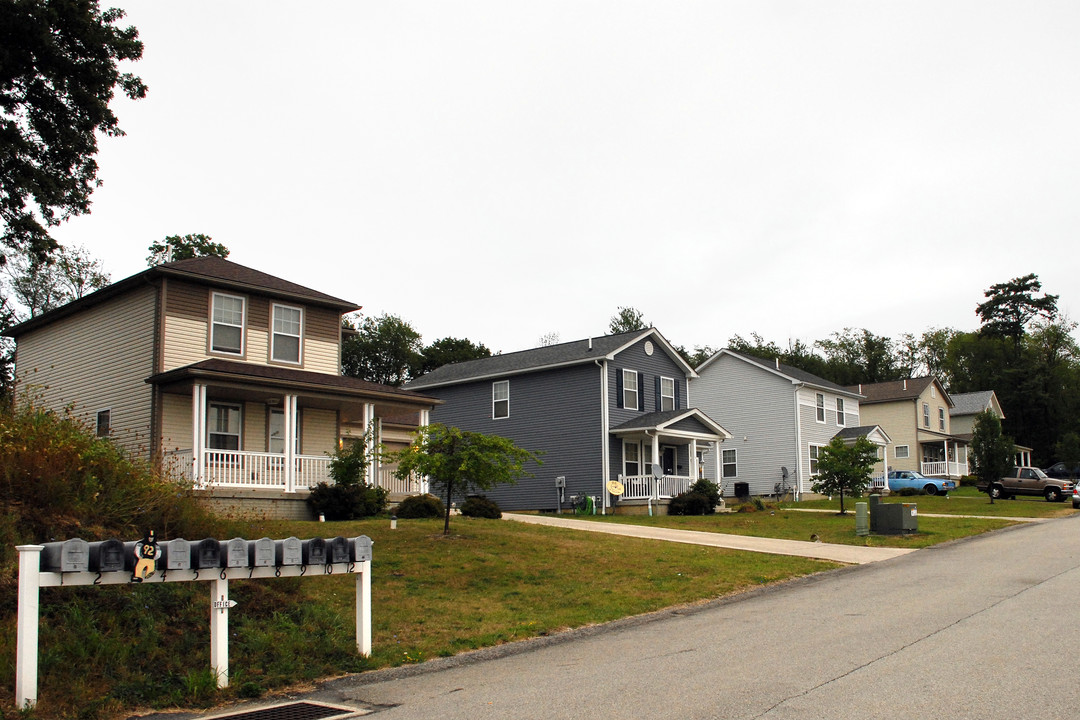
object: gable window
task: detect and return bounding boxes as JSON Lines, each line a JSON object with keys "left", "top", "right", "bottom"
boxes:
{"left": 722, "top": 448, "right": 738, "bottom": 478}
{"left": 623, "top": 442, "right": 640, "bottom": 476}
{"left": 816, "top": 393, "right": 825, "bottom": 423}
{"left": 207, "top": 403, "right": 241, "bottom": 450}
{"left": 809, "top": 444, "right": 822, "bottom": 475}
{"left": 836, "top": 398, "right": 845, "bottom": 427}
{"left": 492, "top": 380, "right": 509, "bottom": 419}
{"left": 660, "top": 377, "right": 675, "bottom": 411}
{"left": 895, "top": 445, "right": 910, "bottom": 459}
{"left": 96, "top": 409, "right": 111, "bottom": 437}
{"left": 938, "top": 407, "right": 946, "bottom": 431}
{"left": 623, "top": 369, "right": 639, "bottom": 410}
{"left": 271, "top": 304, "right": 302, "bottom": 364}
{"left": 211, "top": 293, "right": 245, "bottom": 355}
{"left": 923, "top": 403, "right": 931, "bottom": 428}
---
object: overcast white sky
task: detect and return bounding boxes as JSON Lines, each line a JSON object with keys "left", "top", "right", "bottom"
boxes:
{"left": 53, "top": 1, "right": 1080, "bottom": 355}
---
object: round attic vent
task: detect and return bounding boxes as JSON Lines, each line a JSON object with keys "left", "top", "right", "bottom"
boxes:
{"left": 644, "top": 340, "right": 654, "bottom": 356}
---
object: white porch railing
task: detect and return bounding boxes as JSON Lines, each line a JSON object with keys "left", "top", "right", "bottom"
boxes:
{"left": 618, "top": 474, "right": 694, "bottom": 500}
{"left": 921, "top": 461, "right": 968, "bottom": 478}
{"left": 378, "top": 467, "right": 423, "bottom": 495}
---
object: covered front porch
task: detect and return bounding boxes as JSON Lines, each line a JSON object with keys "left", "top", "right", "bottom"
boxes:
{"left": 917, "top": 430, "right": 969, "bottom": 479}
{"left": 149, "top": 359, "right": 438, "bottom": 496}
{"left": 610, "top": 409, "right": 732, "bottom": 505}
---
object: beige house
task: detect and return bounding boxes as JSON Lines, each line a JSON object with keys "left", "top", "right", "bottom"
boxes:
{"left": 6, "top": 256, "right": 439, "bottom": 518}
{"left": 848, "top": 377, "right": 969, "bottom": 480}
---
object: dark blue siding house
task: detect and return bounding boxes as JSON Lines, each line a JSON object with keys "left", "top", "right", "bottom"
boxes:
{"left": 406, "top": 329, "right": 731, "bottom": 512}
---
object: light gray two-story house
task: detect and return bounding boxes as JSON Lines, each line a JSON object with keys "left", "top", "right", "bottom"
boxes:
{"left": 406, "top": 329, "right": 731, "bottom": 512}
{"left": 690, "top": 349, "right": 888, "bottom": 498}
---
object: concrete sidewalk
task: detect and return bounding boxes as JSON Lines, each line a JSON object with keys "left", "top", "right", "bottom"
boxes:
{"left": 503, "top": 513, "right": 915, "bottom": 565}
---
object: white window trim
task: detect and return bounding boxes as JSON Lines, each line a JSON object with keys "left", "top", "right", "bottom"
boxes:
{"left": 492, "top": 380, "right": 510, "bottom": 419}
{"left": 623, "top": 369, "right": 638, "bottom": 410}
{"left": 660, "top": 376, "right": 675, "bottom": 411}
{"left": 268, "top": 408, "right": 300, "bottom": 454}
{"left": 95, "top": 408, "right": 111, "bottom": 437}
{"left": 923, "top": 403, "right": 931, "bottom": 428}
{"left": 623, "top": 441, "right": 640, "bottom": 477}
{"left": 210, "top": 292, "right": 246, "bottom": 356}
{"left": 816, "top": 393, "right": 825, "bottom": 423}
{"left": 895, "top": 444, "right": 910, "bottom": 459}
{"left": 722, "top": 448, "right": 738, "bottom": 479}
{"left": 809, "top": 443, "right": 823, "bottom": 476}
{"left": 207, "top": 402, "right": 242, "bottom": 451}
{"left": 271, "top": 303, "right": 303, "bottom": 365}
{"left": 938, "top": 406, "right": 946, "bottom": 431}
{"left": 836, "top": 398, "right": 845, "bottom": 427}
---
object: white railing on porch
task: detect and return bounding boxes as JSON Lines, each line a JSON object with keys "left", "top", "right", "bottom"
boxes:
{"left": 921, "top": 461, "right": 968, "bottom": 478}
{"left": 164, "top": 449, "right": 420, "bottom": 494}
{"left": 619, "top": 474, "right": 694, "bottom": 500}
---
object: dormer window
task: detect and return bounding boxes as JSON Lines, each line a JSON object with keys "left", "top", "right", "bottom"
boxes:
{"left": 211, "top": 292, "right": 245, "bottom": 355}
{"left": 272, "top": 304, "right": 303, "bottom": 364}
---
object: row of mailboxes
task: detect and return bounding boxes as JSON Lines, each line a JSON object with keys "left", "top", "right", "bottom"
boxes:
{"left": 40, "top": 536, "right": 373, "bottom": 574}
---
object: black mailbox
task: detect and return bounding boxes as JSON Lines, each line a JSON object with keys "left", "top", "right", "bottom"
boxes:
{"left": 248, "top": 538, "right": 275, "bottom": 567}
{"left": 351, "top": 536, "right": 373, "bottom": 563}
{"left": 41, "top": 538, "right": 89, "bottom": 572}
{"left": 302, "top": 538, "right": 327, "bottom": 565}
{"left": 190, "top": 538, "right": 221, "bottom": 569}
{"left": 88, "top": 539, "right": 126, "bottom": 572}
{"left": 162, "top": 538, "right": 191, "bottom": 571}
{"left": 275, "top": 537, "right": 302, "bottom": 566}
{"left": 328, "top": 536, "right": 350, "bottom": 564}
{"left": 221, "top": 538, "right": 248, "bottom": 568}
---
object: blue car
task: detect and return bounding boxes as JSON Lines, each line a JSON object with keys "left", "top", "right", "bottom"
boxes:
{"left": 887, "top": 470, "right": 955, "bottom": 496}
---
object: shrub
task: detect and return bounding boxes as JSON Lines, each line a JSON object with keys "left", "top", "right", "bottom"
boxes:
{"left": 958, "top": 474, "right": 979, "bottom": 487}
{"left": 306, "top": 482, "right": 388, "bottom": 521}
{"left": 689, "top": 478, "right": 720, "bottom": 508}
{"left": 394, "top": 493, "right": 444, "bottom": 519}
{"left": 894, "top": 487, "right": 920, "bottom": 497}
{"left": 460, "top": 495, "right": 501, "bottom": 519}
{"left": 667, "top": 491, "right": 713, "bottom": 516}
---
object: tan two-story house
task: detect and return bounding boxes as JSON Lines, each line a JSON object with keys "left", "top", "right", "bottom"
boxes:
{"left": 849, "top": 377, "right": 968, "bottom": 480}
{"left": 6, "top": 256, "right": 439, "bottom": 518}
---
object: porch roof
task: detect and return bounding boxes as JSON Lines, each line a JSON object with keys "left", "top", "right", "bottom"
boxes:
{"left": 833, "top": 424, "right": 892, "bottom": 446}
{"left": 146, "top": 359, "right": 442, "bottom": 407}
{"left": 610, "top": 408, "right": 732, "bottom": 441}
{"left": 915, "top": 428, "right": 968, "bottom": 446}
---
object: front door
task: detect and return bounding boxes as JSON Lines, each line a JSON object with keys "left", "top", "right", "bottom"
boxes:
{"left": 661, "top": 446, "right": 676, "bottom": 475}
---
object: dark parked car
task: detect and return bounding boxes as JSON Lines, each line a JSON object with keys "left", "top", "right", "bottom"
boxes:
{"left": 1043, "top": 462, "right": 1080, "bottom": 480}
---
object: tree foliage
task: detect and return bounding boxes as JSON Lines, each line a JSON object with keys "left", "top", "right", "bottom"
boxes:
{"left": 146, "top": 233, "right": 230, "bottom": 266}
{"left": 414, "top": 336, "right": 491, "bottom": 377}
{"left": 970, "top": 410, "right": 1015, "bottom": 504}
{"left": 341, "top": 312, "right": 423, "bottom": 386}
{"left": 4, "top": 243, "right": 108, "bottom": 318}
{"left": 976, "top": 273, "right": 1058, "bottom": 348}
{"left": 810, "top": 436, "right": 878, "bottom": 514}
{"left": 390, "top": 423, "right": 540, "bottom": 534}
{"left": 609, "top": 306, "right": 647, "bottom": 334}
{"left": 1, "top": 0, "right": 147, "bottom": 259}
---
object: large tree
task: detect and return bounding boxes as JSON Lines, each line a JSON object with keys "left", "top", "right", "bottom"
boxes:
{"left": 970, "top": 410, "right": 1015, "bottom": 504}
{"left": 4, "top": 243, "right": 109, "bottom": 318}
{"left": 414, "top": 336, "right": 491, "bottom": 377}
{"left": 976, "top": 273, "right": 1058, "bottom": 351}
{"left": 810, "top": 435, "right": 878, "bottom": 515}
{"left": 146, "top": 233, "right": 229, "bottom": 265}
{"left": 609, "top": 306, "right": 647, "bottom": 334}
{"left": 1, "top": 0, "right": 147, "bottom": 259}
{"left": 341, "top": 313, "right": 423, "bottom": 387}
{"left": 390, "top": 423, "right": 540, "bottom": 535}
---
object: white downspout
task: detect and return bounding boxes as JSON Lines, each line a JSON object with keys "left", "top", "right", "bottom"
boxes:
{"left": 793, "top": 385, "right": 803, "bottom": 501}
{"left": 598, "top": 360, "right": 609, "bottom": 514}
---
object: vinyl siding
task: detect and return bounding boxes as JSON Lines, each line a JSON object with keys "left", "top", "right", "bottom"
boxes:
{"left": 160, "top": 392, "right": 193, "bottom": 452}
{"left": 301, "top": 407, "right": 338, "bottom": 456}
{"left": 162, "top": 279, "right": 342, "bottom": 374}
{"left": 426, "top": 363, "right": 602, "bottom": 510}
{"left": 859, "top": 400, "right": 920, "bottom": 472}
{"left": 14, "top": 284, "right": 158, "bottom": 457}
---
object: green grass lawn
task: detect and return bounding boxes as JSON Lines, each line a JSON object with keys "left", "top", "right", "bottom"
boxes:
{"left": 789, "top": 485, "right": 1076, "bottom": 518}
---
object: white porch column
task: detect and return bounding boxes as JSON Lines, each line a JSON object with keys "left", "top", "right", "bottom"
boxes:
{"left": 943, "top": 438, "right": 950, "bottom": 478}
{"left": 363, "top": 403, "right": 377, "bottom": 486}
{"left": 652, "top": 434, "right": 661, "bottom": 498}
{"left": 192, "top": 384, "right": 207, "bottom": 487}
{"left": 690, "top": 439, "right": 698, "bottom": 480}
{"left": 283, "top": 394, "right": 297, "bottom": 492}
{"left": 372, "top": 416, "right": 383, "bottom": 488}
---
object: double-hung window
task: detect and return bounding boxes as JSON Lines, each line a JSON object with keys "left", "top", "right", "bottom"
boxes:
{"left": 923, "top": 403, "right": 931, "bottom": 428}
{"left": 809, "top": 444, "right": 822, "bottom": 475}
{"left": 208, "top": 403, "right": 241, "bottom": 450}
{"left": 836, "top": 398, "right": 845, "bottom": 427}
{"left": 938, "top": 407, "right": 946, "bottom": 431}
{"left": 895, "top": 445, "right": 910, "bottom": 459}
{"left": 271, "top": 304, "right": 302, "bottom": 364}
{"left": 211, "top": 293, "right": 245, "bottom": 355}
{"left": 623, "top": 370, "right": 638, "bottom": 410}
{"left": 492, "top": 380, "right": 509, "bottom": 419}
{"left": 624, "top": 442, "right": 640, "bottom": 476}
{"left": 722, "top": 449, "right": 738, "bottom": 478}
{"left": 96, "top": 409, "right": 111, "bottom": 437}
{"left": 659, "top": 377, "right": 675, "bottom": 411}
{"left": 816, "top": 393, "right": 825, "bottom": 422}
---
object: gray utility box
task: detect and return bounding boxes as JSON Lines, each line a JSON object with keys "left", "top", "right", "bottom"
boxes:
{"left": 868, "top": 494, "right": 918, "bottom": 535}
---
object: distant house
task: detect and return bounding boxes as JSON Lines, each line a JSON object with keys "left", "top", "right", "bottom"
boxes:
{"left": 689, "top": 350, "right": 888, "bottom": 498}
{"left": 950, "top": 390, "right": 1033, "bottom": 466}
{"left": 848, "top": 377, "right": 969, "bottom": 480}
{"left": 5, "top": 256, "right": 439, "bottom": 518}
{"left": 406, "top": 329, "right": 731, "bottom": 512}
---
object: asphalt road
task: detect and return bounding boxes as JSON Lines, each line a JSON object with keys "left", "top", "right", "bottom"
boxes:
{"left": 322, "top": 515, "right": 1080, "bottom": 719}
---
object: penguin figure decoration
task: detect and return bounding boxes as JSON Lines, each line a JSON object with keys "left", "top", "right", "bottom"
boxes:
{"left": 133, "top": 530, "right": 159, "bottom": 582}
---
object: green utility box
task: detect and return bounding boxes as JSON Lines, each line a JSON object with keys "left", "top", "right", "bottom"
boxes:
{"left": 868, "top": 494, "right": 918, "bottom": 535}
